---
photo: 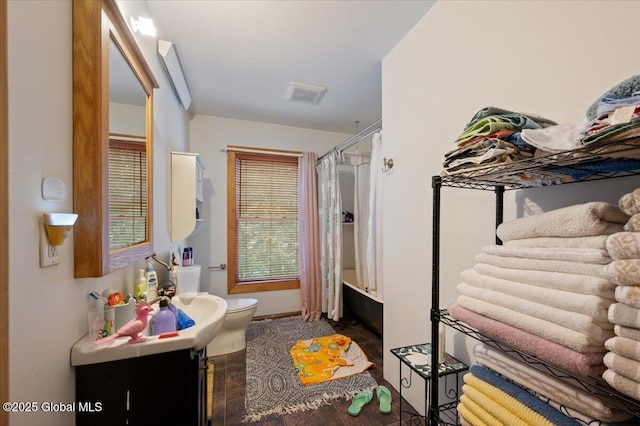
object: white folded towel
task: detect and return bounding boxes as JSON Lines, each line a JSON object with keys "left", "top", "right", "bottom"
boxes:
{"left": 461, "top": 269, "right": 613, "bottom": 321}
{"left": 476, "top": 253, "right": 605, "bottom": 277}
{"left": 482, "top": 244, "right": 611, "bottom": 264}
{"left": 606, "top": 232, "right": 640, "bottom": 260}
{"left": 458, "top": 283, "right": 613, "bottom": 338}
{"left": 615, "top": 324, "right": 640, "bottom": 341}
{"left": 603, "top": 259, "right": 640, "bottom": 286}
{"left": 474, "top": 263, "right": 615, "bottom": 295}
{"left": 456, "top": 295, "right": 610, "bottom": 352}
{"left": 496, "top": 202, "right": 628, "bottom": 242}
{"left": 608, "top": 303, "right": 640, "bottom": 329}
{"left": 504, "top": 235, "right": 608, "bottom": 250}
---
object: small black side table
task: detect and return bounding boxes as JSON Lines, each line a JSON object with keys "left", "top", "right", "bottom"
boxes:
{"left": 391, "top": 343, "right": 468, "bottom": 425}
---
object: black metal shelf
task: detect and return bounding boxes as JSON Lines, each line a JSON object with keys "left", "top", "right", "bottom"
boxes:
{"left": 440, "top": 137, "right": 640, "bottom": 190}
{"left": 429, "top": 137, "right": 640, "bottom": 425}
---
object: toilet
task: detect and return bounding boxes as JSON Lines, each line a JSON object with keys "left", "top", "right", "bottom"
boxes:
{"left": 207, "top": 297, "right": 258, "bottom": 356}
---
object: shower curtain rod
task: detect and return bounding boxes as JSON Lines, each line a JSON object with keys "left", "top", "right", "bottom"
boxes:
{"left": 317, "top": 118, "right": 382, "bottom": 163}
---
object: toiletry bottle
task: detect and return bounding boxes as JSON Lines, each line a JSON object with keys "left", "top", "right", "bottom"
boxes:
{"left": 133, "top": 269, "right": 147, "bottom": 300}
{"left": 152, "top": 298, "right": 177, "bottom": 335}
{"left": 144, "top": 259, "right": 158, "bottom": 301}
{"left": 167, "top": 301, "right": 179, "bottom": 329}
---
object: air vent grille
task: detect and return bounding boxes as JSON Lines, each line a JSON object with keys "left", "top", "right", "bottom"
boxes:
{"left": 284, "top": 82, "right": 327, "bottom": 105}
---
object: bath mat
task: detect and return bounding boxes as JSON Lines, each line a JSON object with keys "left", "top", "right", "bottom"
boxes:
{"left": 244, "top": 316, "right": 377, "bottom": 421}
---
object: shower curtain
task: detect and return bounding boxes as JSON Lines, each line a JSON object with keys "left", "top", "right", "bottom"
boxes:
{"left": 367, "top": 132, "right": 384, "bottom": 299}
{"left": 317, "top": 152, "right": 342, "bottom": 321}
{"left": 344, "top": 152, "right": 371, "bottom": 291}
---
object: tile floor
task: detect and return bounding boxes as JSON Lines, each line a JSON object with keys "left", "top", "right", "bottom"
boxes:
{"left": 208, "top": 312, "right": 426, "bottom": 425}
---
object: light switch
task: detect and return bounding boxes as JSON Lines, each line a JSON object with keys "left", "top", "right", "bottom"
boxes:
{"left": 42, "top": 177, "right": 66, "bottom": 201}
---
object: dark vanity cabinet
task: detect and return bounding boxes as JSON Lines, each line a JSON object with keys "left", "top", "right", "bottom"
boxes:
{"left": 75, "top": 348, "right": 207, "bottom": 426}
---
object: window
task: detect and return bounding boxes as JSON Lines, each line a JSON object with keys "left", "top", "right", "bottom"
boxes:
{"left": 109, "top": 138, "right": 148, "bottom": 250}
{"left": 227, "top": 149, "right": 300, "bottom": 293}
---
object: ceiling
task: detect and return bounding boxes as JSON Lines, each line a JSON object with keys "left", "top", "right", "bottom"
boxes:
{"left": 145, "top": 1, "right": 434, "bottom": 134}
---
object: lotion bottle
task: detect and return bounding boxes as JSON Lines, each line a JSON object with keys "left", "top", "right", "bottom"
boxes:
{"left": 133, "top": 269, "right": 147, "bottom": 300}
{"left": 144, "top": 259, "right": 158, "bottom": 301}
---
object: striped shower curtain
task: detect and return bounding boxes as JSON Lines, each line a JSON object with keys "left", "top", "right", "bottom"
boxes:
{"left": 316, "top": 152, "right": 342, "bottom": 321}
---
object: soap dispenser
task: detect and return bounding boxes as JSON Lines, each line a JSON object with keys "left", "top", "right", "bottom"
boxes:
{"left": 134, "top": 269, "right": 147, "bottom": 301}
{"left": 152, "top": 297, "right": 177, "bottom": 335}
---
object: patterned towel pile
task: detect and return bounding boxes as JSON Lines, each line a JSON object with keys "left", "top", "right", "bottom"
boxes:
{"left": 457, "top": 365, "right": 577, "bottom": 426}
{"left": 603, "top": 187, "right": 640, "bottom": 401}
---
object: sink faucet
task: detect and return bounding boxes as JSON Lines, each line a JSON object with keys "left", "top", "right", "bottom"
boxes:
{"left": 147, "top": 251, "right": 180, "bottom": 273}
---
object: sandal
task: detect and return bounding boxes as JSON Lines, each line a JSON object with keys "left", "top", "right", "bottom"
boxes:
{"left": 347, "top": 390, "right": 373, "bottom": 416}
{"left": 376, "top": 385, "right": 392, "bottom": 414}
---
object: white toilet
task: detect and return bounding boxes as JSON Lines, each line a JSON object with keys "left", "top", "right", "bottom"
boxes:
{"left": 207, "top": 297, "right": 258, "bottom": 356}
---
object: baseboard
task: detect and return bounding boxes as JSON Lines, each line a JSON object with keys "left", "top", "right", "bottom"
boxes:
{"left": 252, "top": 311, "right": 301, "bottom": 321}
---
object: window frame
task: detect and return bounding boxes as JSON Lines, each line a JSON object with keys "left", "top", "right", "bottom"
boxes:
{"left": 226, "top": 148, "right": 301, "bottom": 294}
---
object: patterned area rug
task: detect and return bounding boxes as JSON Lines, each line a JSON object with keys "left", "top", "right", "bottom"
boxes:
{"left": 244, "top": 316, "right": 378, "bottom": 421}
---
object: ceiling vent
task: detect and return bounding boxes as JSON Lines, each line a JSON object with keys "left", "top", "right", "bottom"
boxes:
{"left": 158, "top": 39, "right": 192, "bottom": 110}
{"left": 284, "top": 81, "right": 327, "bottom": 105}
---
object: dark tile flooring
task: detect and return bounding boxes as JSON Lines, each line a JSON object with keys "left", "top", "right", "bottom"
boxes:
{"left": 208, "top": 313, "right": 425, "bottom": 425}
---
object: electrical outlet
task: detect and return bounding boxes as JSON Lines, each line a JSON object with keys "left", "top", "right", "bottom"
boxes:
{"left": 40, "top": 222, "right": 60, "bottom": 267}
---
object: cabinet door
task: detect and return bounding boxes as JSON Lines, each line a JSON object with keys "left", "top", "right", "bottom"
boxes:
{"left": 171, "top": 152, "right": 204, "bottom": 241}
{"left": 76, "top": 349, "right": 203, "bottom": 426}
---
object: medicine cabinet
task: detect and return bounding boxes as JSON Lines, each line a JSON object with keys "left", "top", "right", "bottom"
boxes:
{"left": 171, "top": 152, "right": 205, "bottom": 242}
{"left": 73, "top": 0, "right": 158, "bottom": 277}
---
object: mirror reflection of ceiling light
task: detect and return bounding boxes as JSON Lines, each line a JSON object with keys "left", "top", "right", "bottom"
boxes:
{"left": 130, "top": 16, "right": 157, "bottom": 37}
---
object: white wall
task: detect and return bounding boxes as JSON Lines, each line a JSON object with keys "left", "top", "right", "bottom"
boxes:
{"left": 381, "top": 0, "right": 640, "bottom": 413}
{"left": 8, "top": 1, "right": 189, "bottom": 425}
{"left": 189, "top": 115, "right": 349, "bottom": 316}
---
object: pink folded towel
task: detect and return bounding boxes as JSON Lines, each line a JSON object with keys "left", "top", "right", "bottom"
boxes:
{"left": 449, "top": 303, "right": 606, "bottom": 376}
{"left": 496, "top": 202, "right": 628, "bottom": 242}
{"left": 618, "top": 188, "right": 640, "bottom": 216}
{"left": 606, "top": 232, "right": 640, "bottom": 260}
{"left": 603, "top": 259, "right": 640, "bottom": 286}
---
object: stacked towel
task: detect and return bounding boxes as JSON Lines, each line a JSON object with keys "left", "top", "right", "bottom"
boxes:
{"left": 473, "top": 343, "right": 635, "bottom": 424}
{"left": 457, "top": 366, "right": 577, "bottom": 426}
{"left": 603, "top": 188, "right": 640, "bottom": 402}
{"left": 442, "top": 107, "right": 556, "bottom": 176}
{"left": 451, "top": 202, "right": 629, "bottom": 378}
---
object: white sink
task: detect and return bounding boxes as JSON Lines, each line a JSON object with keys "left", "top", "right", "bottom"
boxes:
{"left": 71, "top": 293, "right": 227, "bottom": 366}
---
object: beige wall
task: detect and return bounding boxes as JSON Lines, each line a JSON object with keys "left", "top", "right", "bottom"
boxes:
{"left": 8, "top": 1, "right": 189, "bottom": 424}
{"left": 189, "top": 114, "right": 349, "bottom": 316}
{"left": 381, "top": 0, "right": 640, "bottom": 412}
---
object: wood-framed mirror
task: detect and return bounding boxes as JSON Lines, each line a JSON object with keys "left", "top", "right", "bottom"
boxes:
{"left": 73, "top": 0, "right": 158, "bottom": 277}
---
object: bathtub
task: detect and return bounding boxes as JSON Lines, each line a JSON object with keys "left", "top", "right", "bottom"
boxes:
{"left": 342, "top": 269, "right": 383, "bottom": 338}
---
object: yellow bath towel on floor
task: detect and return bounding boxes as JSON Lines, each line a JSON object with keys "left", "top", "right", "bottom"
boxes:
{"left": 290, "top": 333, "right": 373, "bottom": 385}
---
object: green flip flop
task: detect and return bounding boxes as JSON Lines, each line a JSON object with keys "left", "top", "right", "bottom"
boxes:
{"left": 376, "top": 385, "right": 392, "bottom": 414}
{"left": 347, "top": 390, "right": 373, "bottom": 416}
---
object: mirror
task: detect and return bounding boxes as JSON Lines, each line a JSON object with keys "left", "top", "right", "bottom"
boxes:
{"left": 73, "top": 0, "right": 158, "bottom": 277}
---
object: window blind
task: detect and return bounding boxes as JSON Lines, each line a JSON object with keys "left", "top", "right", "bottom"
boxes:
{"left": 234, "top": 153, "right": 299, "bottom": 282}
{"left": 109, "top": 140, "right": 147, "bottom": 250}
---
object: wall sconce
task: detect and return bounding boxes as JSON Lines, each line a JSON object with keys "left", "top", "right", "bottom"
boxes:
{"left": 44, "top": 213, "right": 78, "bottom": 246}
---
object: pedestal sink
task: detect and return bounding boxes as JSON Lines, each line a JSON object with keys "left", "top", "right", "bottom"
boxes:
{"left": 71, "top": 292, "right": 227, "bottom": 366}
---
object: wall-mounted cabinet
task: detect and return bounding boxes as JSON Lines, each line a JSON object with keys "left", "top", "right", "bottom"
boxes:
{"left": 171, "top": 151, "right": 205, "bottom": 242}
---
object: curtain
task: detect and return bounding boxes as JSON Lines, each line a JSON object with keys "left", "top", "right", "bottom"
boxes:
{"left": 344, "top": 152, "right": 371, "bottom": 290}
{"left": 367, "top": 132, "right": 384, "bottom": 299}
{"left": 298, "top": 152, "right": 322, "bottom": 321}
{"left": 317, "top": 152, "right": 342, "bottom": 321}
